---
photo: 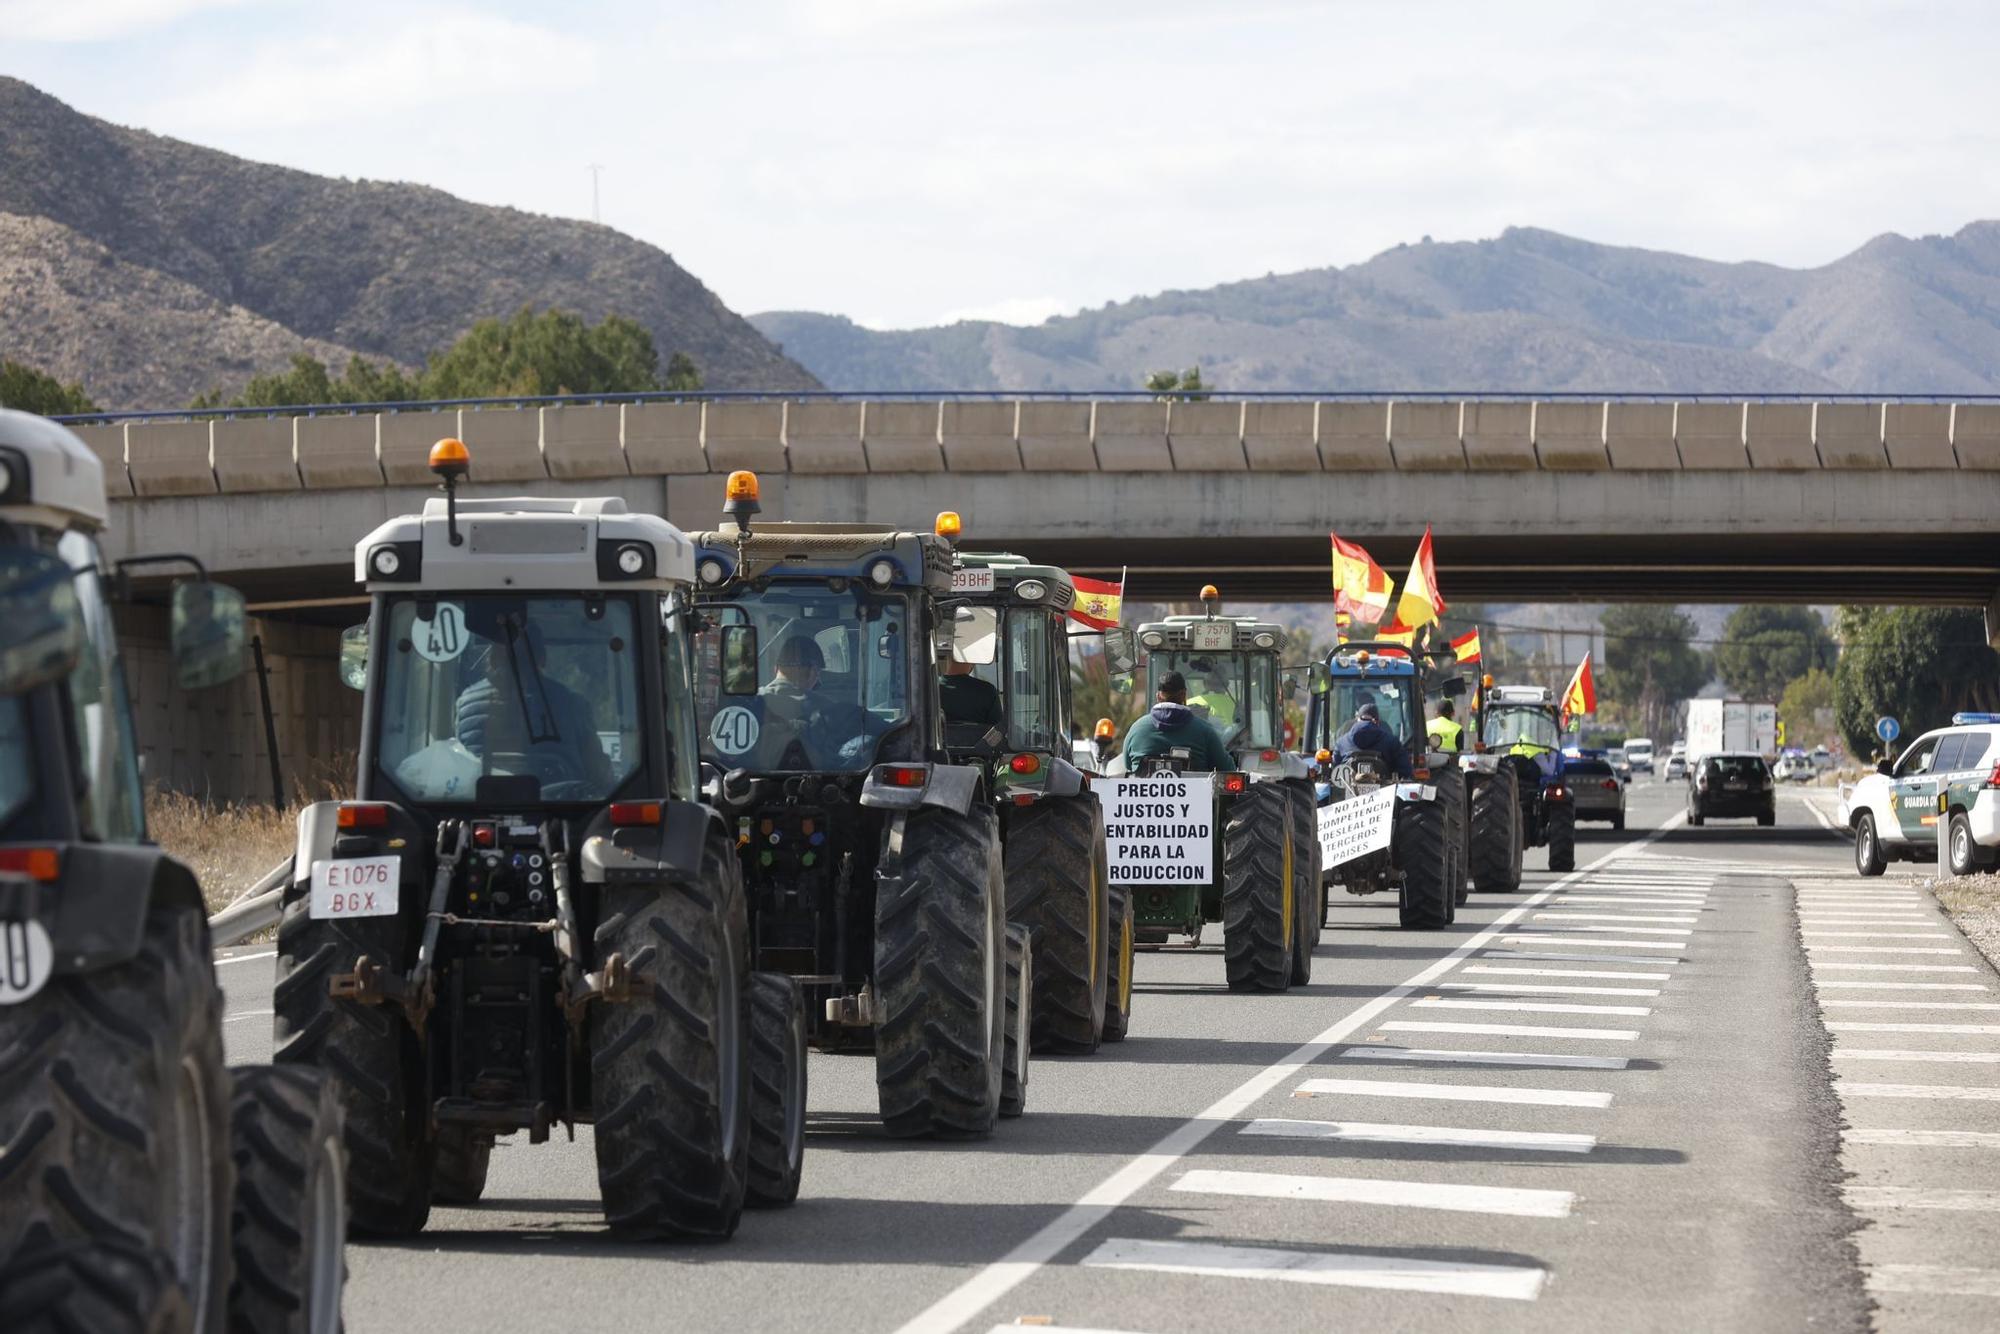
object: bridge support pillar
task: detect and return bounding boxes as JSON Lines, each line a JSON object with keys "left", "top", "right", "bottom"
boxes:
{"left": 1987, "top": 587, "right": 2000, "bottom": 650}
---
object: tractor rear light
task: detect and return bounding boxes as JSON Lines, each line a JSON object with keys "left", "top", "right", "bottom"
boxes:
{"left": 1260, "top": 750, "right": 1279, "bottom": 762}
{"left": 1222, "top": 774, "right": 1247, "bottom": 794}
{"left": 472, "top": 823, "right": 496, "bottom": 848}
{"left": 1412, "top": 767, "right": 1430, "bottom": 781}
{"left": 882, "top": 766, "right": 928, "bottom": 788}
{"left": 1547, "top": 785, "right": 1567, "bottom": 800}
{"left": 337, "top": 803, "right": 390, "bottom": 830}
{"left": 1012, "top": 793, "right": 1036, "bottom": 807}
{"left": 0, "top": 846, "right": 60, "bottom": 881}
{"left": 609, "top": 802, "right": 663, "bottom": 827}
{"left": 1009, "top": 753, "right": 1041, "bottom": 776}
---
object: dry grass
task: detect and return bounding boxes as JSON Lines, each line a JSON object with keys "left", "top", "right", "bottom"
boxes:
{"left": 1930, "top": 874, "right": 2000, "bottom": 977}
{"left": 147, "top": 789, "right": 301, "bottom": 914}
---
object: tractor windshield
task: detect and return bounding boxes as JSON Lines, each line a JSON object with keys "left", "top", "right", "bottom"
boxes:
{"left": 1147, "top": 651, "right": 1278, "bottom": 749}
{"left": 696, "top": 583, "right": 911, "bottom": 773}
{"left": 1486, "top": 704, "right": 1561, "bottom": 753}
{"left": 376, "top": 594, "right": 644, "bottom": 804}
{"left": 1322, "top": 676, "right": 1416, "bottom": 744}
{"left": 947, "top": 605, "right": 1067, "bottom": 754}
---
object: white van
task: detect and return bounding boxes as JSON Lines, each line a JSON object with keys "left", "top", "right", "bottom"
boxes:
{"left": 1625, "top": 737, "right": 1655, "bottom": 773}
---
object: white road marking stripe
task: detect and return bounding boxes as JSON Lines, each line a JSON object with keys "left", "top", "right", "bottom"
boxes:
{"left": 1813, "top": 982, "right": 1990, "bottom": 990}
{"left": 1833, "top": 1050, "right": 2000, "bottom": 1064}
{"left": 1465, "top": 965, "right": 1671, "bottom": 981}
{"left": 1808, "top": 946, "right": 1964, "bottom": 954}
{"left": 1412, "top": 998, "right": 1652, "bottom": 1017}
{"left": 223, "top": 1009, "right": 273, "bottom": 1023}
{"left": 1820, "top": 1001, "right": 2000, "bottom": 1011}
{"left": 1380, "top": 1020, "right": 1639, "bottom": 1041}
{"left": 1242, "top": 1118, "right": 1597, "bottom": 1153}
{"left": 1080, "top": 1238, "right": 1547, "bottom": 1302}
{"left": 1838, "top": 1083, "right": 2000, "bottom": 1100}
{"left": 1552, "top": 896, "right": 1709, "bottom": 906}
{"left": 1802, "top": 932, "right": 1953, "bottom": 939}
{"left": 215, "top": 950, "right": 276, "bottom": 967}
{"left": 1439, "top": 981, "right": 1660, "bottom": 997}
{"left": 1812, "top": 964, "right": 1980, "bottom": 972}
{"left": 1501, "top": 936, "right": 1687, "bottom": 951}
{"left": 1847, "top": 1128, "right": 2000, "bottom": 1148}
{"left": 985, "top": 1327, "right": 1138, "bottom": 1334}
{"left": 1171, "top": 1169, "right": 1576, "bottom": 1218}
{"left": 1336, "top": 1047, "right": 1631, "bottom": 1070}
{"left": 1829, "top": 1023, "right": 2000, "bottom": 1035}
{"left": 1482, "top": 949, "right": 1683, "bottom": 966}
{"left": 1844, "top": 1186, "right": 2000, "bottom": 1211}
{"left": 1294, "top": 1077, "right": 1612, "bottom": 1109}
{"left": 1515, "top": 924, "right": 1692, "bottom": 936}
{"left": 1534, "top": 913, "right": 1698, "bottom": 925}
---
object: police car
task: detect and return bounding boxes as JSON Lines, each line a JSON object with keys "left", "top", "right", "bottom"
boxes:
{"left": 1849, "top": 713, "right": 2000, "bottom": 877}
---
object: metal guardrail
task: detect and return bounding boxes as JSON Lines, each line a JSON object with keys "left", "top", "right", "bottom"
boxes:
{"left": 208, "top": 856, "right": 292, "bottom": 948}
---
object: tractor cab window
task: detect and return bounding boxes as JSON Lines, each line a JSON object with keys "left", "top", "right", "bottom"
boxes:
{"left": 57, "top": 531, "right": 145, "bottom": 843}
{"left": 1485, "top": 704, "right": 1561, "bottom": 754}
{"left": 377, "top": 594, "right": 643, "bottom": 804}
{"left": 0, "top": 698, "right": 31, "bottom": 830}
{"left": 695, "top": 583, "right": 911, "bottom": 773}
{"left": 1148, "top": 651, "right": 1277, "bottom": 749}
{"left": 1322, "top": 677, "right": 1415, "bottom": 745}
{"left": 948, "top": 606, "right": 1063, "bottom": 754}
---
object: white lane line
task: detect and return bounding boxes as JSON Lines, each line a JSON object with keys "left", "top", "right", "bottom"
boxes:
{"left": 1866, "top": 1264, "right": 2000, "bottom": 1297}
{"left": 1838, "top": 1083, "right": 2000, "bottom": 1100}
{"left": 1802, "top": 932, "right": 1953, "bottom": 939}
{"left": 1294, "top": 1077, "right": 1612, "bottom": 1109}
{"left": 1812, "top": 964, "right": 1981, "bottom": 973}
{"left": 1833, "top": 1050, "right": 2000, "bottom": 1064}
{"left": 1814, "top": 982, "right": 1990, "bottom": 991}
{"left": 215, "top": 950, "right": 276, "bottom": 967}
{"left": 1439, "top": 981, "right": 1661, "bottom": 997}
{"left": 984, "top": 1327, "right": 1138, "bottom": 1334}
{"left": 885, "top": 815, "right": 1687, "bottom": 1334}
{"left": 1552, "top": 896, "right": 1709, "bottom": 907}
{"left": 1080, "top": 1238, "right": 1547, "bottom": 1302}
{"left": 1500, "top": 936, "right": 1688, "bottom": 951}
{"left": 1380, "top": 1020, "right": 1639, "bottom": 1041}
{"left": 1411, "top": 998, "right": 1652, "bottom": 1017}
{"left": 223, "top": 1009, "right": 273, "bottom": 1023}
{"left": 1847, "top": 1128, "right": 2000, "bottom": 1148}
{"left": 1829, "top": 1023, "right": 2000, "bottom": 1035}
{"left": 1242, "top": 1118, "right": 1597, "bottom": 1153}
{"left": 1482, "top": 950, "right": 1684, "bottom": 967}
{"left": 1336, "top": 1047, "right": 1632, "bottom": 1071}
{"left": 1171, "top": 1169, "right": 1577, "bottom": 1219}
{"left": 1807, "top": 946, "right": 1965, "bottom": 954}
{"left": 1520, "top": 924, "right": 1692, "bottom": 935}
{"left": 1845, "top": 1186, "right": 2000, "bottom": 1211}
{"left": 1533, "top": 912, "right": 1698, "bottom": 925}
{"left": 1465, "top": 965, "right": 1671, "bottom": 981}
{"left": 1820, "top": 1002, "right": 2000, "bottom": 1011}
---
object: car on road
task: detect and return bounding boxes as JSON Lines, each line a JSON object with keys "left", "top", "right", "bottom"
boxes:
{"left": 1566, "top": 756, "right": 1627, "bottom": 829}
{"left": 1607, "top": 748, "right": 1634, "bottom": 782}
{"left": 1848, "top": 712, "right": 2000, "bottom": 877}
{"left": 1686, "top": 751, "right": 1776, "bottom": 826}
{"left": 1665, "top": 754, "right": 1688, "bottom": 781}
{"left": 1773, "top": 751, "right": 1814, "bottom": 783}
{"left": 1625, "top": 736, "right": 1656, "bottom": 773}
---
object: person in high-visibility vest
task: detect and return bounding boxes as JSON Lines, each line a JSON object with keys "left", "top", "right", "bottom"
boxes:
{"left": 1187, "top": 668, "right": 1239, "bottom": 729}
{"left": 1426, "top": 698, "right": 1464, "bottom": 752}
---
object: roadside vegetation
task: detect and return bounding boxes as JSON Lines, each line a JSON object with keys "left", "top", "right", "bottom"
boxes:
{"left": 147, "top": 789, "right": 301, "bottom": 914}
{"left": 1931, "top": 875, "right": 2000, "bottom": 978}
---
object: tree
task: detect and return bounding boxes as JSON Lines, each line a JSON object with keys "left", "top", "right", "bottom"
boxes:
{"left": 422, "top": 306, "right": 661, "bottom": 399}
{"left": 1144, "top": 366, "right": 1210, "bottom": 400}
{"left": 1778, "top": 667, "right": 1839, "bottom": 752}
{"left": 0, "top": 359, "right": 97, "bottom": 415}
{"left": 663, "top": 352, "right": 702, "bottom": 393}
{"left": 1713, "top": 605, "right": 1835, "bottom": 702}
{"left": 1599, "top": 604, "right": 1708, "bottom": 741}
{"left": 191, "top": 353, "right": 422, "bottom": 410}
{"left": 1833, "top": 607, "right": 2000, "bottom": 758}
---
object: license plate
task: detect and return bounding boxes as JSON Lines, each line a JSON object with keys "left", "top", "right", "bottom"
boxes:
{"left": 1190, "top": 623, "right": 1233, "bottom": 651}
{"left": 1726, "top": 781, "right": 1747, "bottom": 790}
{"left": 0, "top": 918, "right": 55, "bottom": 1006}
{"left": 951, "top": 568, "right": 995, "bottom": 593}
{"left": 310, "top": 856, "right": 401, "bottom": 919}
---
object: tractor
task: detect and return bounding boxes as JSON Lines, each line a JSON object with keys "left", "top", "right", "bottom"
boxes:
{"left": 687, "top": 473, "right": 1028, "bottom": 1133}
{"left": 1477, "top": 684, "right": 1578, "bottom": 873}
{"left": 0, "top": 408, "right": 347, "bottom": 1332}
{"left": 276, "top": 440, "right": 802, "bottom": 1240}
{"left": 1114, "top": 587, "right": 1320, "bottom": 991}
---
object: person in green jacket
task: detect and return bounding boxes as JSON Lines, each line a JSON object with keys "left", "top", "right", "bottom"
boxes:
{"left": 1123, "top": 671, "right": 1238, "bottom": 772}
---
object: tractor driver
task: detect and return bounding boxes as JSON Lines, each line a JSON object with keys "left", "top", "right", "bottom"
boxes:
{"left": 1334, "top": 699, "right": 1414, "bottom": 780}
{"left": 1123, "top": 670, "right": 1237, "bottom": 772}
{"left": 1187, "top": 666, "right": 1239, "bottom": 731}
{"left": 940, "top": 656, "right": 1003, "bottom": 730}
{"left": 759, "top": 634, "right": 874, "bottom": 767}
{"left": 455, "top": 620, "right": 612, "bottom": 793}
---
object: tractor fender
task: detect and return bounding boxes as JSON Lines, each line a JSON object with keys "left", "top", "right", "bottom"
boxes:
{"left": 859, "top": 761, "right": 984, "bottom": 816}
{"left": 1394, "top": 783, "right": 1440, "bottom": 803}
{"left": 0, "top": 843, "right": 210, "bottom": 978}
{"left": 580, "top": 800, "right": 726, "bottom": 884}
{"left": 1042, "top": 755, "right": 1088, "bottom": 798}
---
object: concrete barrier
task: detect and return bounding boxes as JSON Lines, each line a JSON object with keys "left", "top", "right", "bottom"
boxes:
{"left": 1675, "top": 402, "right": 1748, "bottom": 469}
{"left": 786, "top": 401, "right": 867, "bottom": 474}
{"left": 864, "top": 402, "right": 944, "bottom": 473}
{"left": 457, "top": 408, "right": 548, "bottom": 483}
{"left": 1604, "top": 403, "right": 1679, "bottom": 469}
{"left": 623, "top": 402, "right": 705, "bottom": 475}
{"left": 211, "top": 418, "right": 300, "bottom": 493}
{"left": 1533, "top": 402, "right": 1608, "bottom": 470}
{"left": 379, "top": 409, "right": 462, "bottom": 486}
{"left": 1319, "top": 402, "right": 1392, "bottom": 470}
{"left": 1882, "top": 403, "right": 1956, "bottom": 469}
{"left": 126, "top": 421, "right": 216, "bottom": 496}
{"left": 539, "top": 404, "right": 627, "bottom": 480}
{"left": 1956, "top": 404, "right": 2000, "bottom": 470}
{"left": 940, "top": 402, "right": 1019, "bottom": 471}
{"left": 1461, "top": 401, "right": 1535, "bottom": 470}
{"left": 1017, "top": 401, "right": 1094, "bottom": 470}
{"left": 1388, "top": 401, "right": 1464, "bottom": 470}
{"left": 295, "top": 415, "right": 383, "bottom": 489}
{"left": 1166, "top": 401, "right": 1245, "bottom": 471}
{"left": 70, "top": 423, "right": 132, "bottom": 497}
{"left": 703, "top": 402, "right": 786, "bottom": 474}
{"left": 1093, "top": 402, "right": 1173, "bottom": 471}
{"left": 1744, "top": 403, "right": 1817, "bottom": 469}
{"left": 1241, "top": 402, "right": 1317, "bottom": 471}
{"left": 1812, "top": 403, "right": 1887, "bottom": 470}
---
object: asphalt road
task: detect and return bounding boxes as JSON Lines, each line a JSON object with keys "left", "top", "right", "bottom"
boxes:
{"left": 214, "top": 778, "right": 1996, "bottom": 1332}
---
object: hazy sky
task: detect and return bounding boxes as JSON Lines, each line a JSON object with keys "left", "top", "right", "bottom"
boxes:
{"left": 6, "top": 0, "right": 1998, "bottom": 329}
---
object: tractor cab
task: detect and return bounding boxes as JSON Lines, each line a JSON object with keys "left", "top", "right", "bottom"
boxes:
{"left": 1132, "top": 585, "right": 1310, "bottom": 781}
{"left": 1476, "top": 682, "right": 1576, "bottom": 873}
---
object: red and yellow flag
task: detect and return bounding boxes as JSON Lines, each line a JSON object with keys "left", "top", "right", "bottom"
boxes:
{"left": 1392, "top": 526, "right": 1447, "bottom": 632}
{"left": 1069, "top": 574, "right": 1124, "bottom": 631}
{"left": 1330, "top": 533, "right": 1392, "bottom": 626}
{"left": 1376, "top": 620, "right": 1417, "bottom": 652}
{"left": 1450, "top": 628, "right": 1482, "bottom": 664}
{"left": 1561, "top": 652, "right": 1597, "bottom": 728}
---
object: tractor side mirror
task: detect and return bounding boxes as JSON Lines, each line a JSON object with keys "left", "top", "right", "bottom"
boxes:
{"left": 721, "top": 624, "right": 760, "bottom": 695}
{"left": 1102, "top": 626, "right": 1137, "bottom": 674}
{"left": 1439, "top": 675, "right": 1468, "bottom": 698}
{"left": 171, "top": 580, "right": 248, "bottom": 690}
{"left": 0, "top": 548, "right": 83, "bottom": 695}
{"left": 952, "top": 605, "right": 999, "bottom": 665}
{"left": 1875, "top": 758, "right": 1894, "bottom": 777}
{"left": 339, "top": 624, "right": 368, "bottom": 690}
{"left": 1307, "top": 662, "right": 1331, "bottom": 695}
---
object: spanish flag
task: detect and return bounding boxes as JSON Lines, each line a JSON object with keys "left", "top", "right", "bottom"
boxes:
{"left": 1376, "top": 620, "right": 1417, "bottom": 653}
{"left": 1561, "top": 652, "right": 1597, "bottom": 728}
{"left": 1069, "top": 574, "right": 1124, "bottom": 631}
{"left": 1392, "top": 526, "right": 1447, "bottom": 632}
{"left": 1451, "top": 628, "right": 1482, "bottom": 664}
{"left": 1331, "top": 533, "right": 1393, "bottom": 626}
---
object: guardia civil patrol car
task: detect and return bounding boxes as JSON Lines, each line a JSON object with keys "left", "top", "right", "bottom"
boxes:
{"left": 1849, "top": 713, "right": 2000, "bottom": 877}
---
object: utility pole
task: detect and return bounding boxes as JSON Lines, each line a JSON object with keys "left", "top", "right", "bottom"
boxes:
{"left": 588, "top": 163, "right": 604, "bottom": 224}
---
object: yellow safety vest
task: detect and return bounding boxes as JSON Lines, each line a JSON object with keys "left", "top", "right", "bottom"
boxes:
{"left": 1190, "top": 692, "right": 1238, "bottom": 726}
{"left": 1428, "top": 715, "right": 1463, "bottom": 750}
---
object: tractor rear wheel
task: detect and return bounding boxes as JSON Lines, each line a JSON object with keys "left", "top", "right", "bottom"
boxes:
{"left": 1436, "top": 769, "right": 1469, "bottom": 910}
{"left": 746, "top": 972, "right": 806, "bottom": 1208}
{"left": 1286, "top": 785, "right": 1320, "bottom": 986}
{"left": 1470, "top": 768, "right": 1525, "bottom": 893}
{"left": 1547, "top": 802, "right": 1577, "bottom": 873}
{"left": 1222, "top": 782, "right": 1297, "bottom": 992}
{"left": 1001, "top": 924, "right": 1032, "bottom": 1118}
{"left": 1396, "top": 797, "right": 1454, "bottom": 929}
{"left": 1002, "top": 796, "right": 1108, "bottom": 1054}
{"left": 875, "top": 808, "right": 1006, "bottom": 1139}
{"left": 225, "top": 1064, "right": 347, "bottom": 1334}
{"left": 590, "top": 834, "right": 751, "bottom": 1238}
{"left": 1102, "top": 886, "right": 1135, "bottom": 1043}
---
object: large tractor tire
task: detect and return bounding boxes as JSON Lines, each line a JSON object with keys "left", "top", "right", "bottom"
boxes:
{"left": 1002, "top": 796, "right": 1108, "bottom": 1054}
{"left": 1396, "top": 796, "right": 1455, "bottom": 929}
{"left": 0, "top": 905, "right": 232, "bottom": 1333}
{"left": 1470, "top": 768, "right": 1525, "bottom": 893}
{"left": 746, "top": 972, "right": 806, "bottom": 1209}
{"left": 1436, "top": 769, "right": 1470, "bottom": 909}
{"left": 225, "top": 1064, "right": 347, "bottom": 1334}
{"left": 1102, "top": 886, "right": 1135, "bottom": 1043}
{"left": 875, "top": 807, "right": 1006, "bottom": 1139}
{"left": 1547, "top": 801, "right": 1578, "bottom": 873}
{"left": 1001, "top": 924, "right": 1032, "bottom": 1119}
{"left": 429, "top": 1128, "right": 491, "bottom": 1206}
{"left": 274, "top": 879, "right": 431, "bottom": 1237}
{"left": 1286, "top": 785, "right": 1320, "bottom": 986}
{"left": 590, "top": 834, "right": 751, "bottom": 1239}
{"left": 1222, "top": 781, "right": 1297, "bottom": 992}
